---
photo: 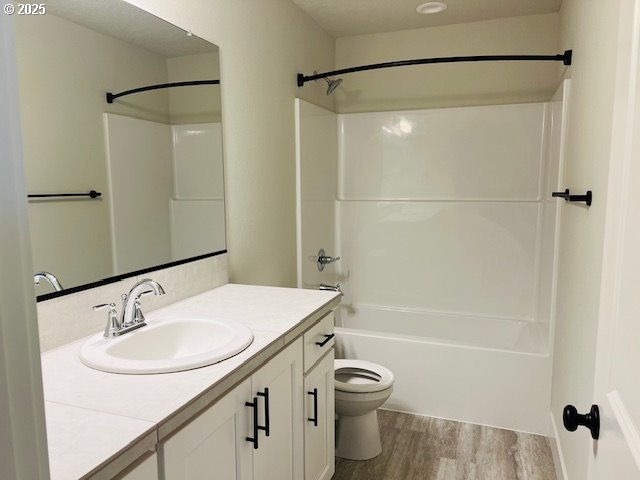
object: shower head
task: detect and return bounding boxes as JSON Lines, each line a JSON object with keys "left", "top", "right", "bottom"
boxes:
{"left": 313, "top": 71, "right": 343, "bottom": 95}
{"left": 324, "top": 77, "right": 342, "bottom": 95}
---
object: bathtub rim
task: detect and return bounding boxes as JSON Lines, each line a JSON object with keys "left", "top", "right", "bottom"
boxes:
{"left": 334, "top": 326, "right": 550, "bottom": 357}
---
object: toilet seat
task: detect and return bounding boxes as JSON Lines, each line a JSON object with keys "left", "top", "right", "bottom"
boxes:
{"left": 335, "top": 359, "right": 394, "bottom": 393}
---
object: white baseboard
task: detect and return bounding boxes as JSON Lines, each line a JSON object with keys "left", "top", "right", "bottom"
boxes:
{"left": 549, "top": 412, "right": 568, "bottom": 480}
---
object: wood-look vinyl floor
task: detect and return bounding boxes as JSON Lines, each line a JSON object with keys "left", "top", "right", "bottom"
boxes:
{"left": 333, "top": 410, "right": 557, "bottom": 480}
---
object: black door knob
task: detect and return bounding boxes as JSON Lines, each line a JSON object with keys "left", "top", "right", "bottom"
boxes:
{"left": 563, "top": 404, "right": 600, "bottom": 439}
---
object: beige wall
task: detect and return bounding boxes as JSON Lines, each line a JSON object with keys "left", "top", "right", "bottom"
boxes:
{"left": 16, "top": 13, "right": 171, "bottom": 294}
{"left": 167, "top": 52, "right": 222, "bottom": 124}
{"left": 334, "top": 14, "right": 560, "bottom": 113}
{"left": 551, "top": 0, "right": 622, "bottom": 478}
{"left": 126, "top": 0, "right": 335, "bottom": 287}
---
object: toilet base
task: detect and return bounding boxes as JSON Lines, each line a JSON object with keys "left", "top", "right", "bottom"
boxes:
{"left": 336, "top": 410, "right": 382, "bottom": 460}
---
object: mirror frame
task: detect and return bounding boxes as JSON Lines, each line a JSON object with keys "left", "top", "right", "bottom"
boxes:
{"left": 26, "top": 3, "right": 227, "bottom": 303}
{"left": 36, "top": 249, "right": 227, "bottom": 302}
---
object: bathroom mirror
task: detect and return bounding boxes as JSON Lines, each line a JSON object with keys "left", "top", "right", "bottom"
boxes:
{"left": 15, "top": 0, "right": 226, "bottom": 300}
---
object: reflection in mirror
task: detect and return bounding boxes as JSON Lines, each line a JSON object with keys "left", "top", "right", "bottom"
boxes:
{"left": 15, "top": 0, "right": 226, "bottom": 299}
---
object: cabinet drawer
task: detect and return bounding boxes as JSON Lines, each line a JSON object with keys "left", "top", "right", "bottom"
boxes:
{"left": 303, "top": 311, "right": 334, "bottom": 372}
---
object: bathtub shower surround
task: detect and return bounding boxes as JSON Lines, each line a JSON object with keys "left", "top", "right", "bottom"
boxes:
{"left": 337, "top": 102, "right": 556, "bottom": 340}
{"left": 296, "top": 85, "right": 568, "bottom": 433}
{"left": 295, "top": 99, "right": 339, "bottom": 290}
{"left": 105, "top": 114, "right": 226, "bottom": 274}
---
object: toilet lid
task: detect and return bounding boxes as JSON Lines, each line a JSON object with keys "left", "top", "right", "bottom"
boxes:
{"left": 334, "top": 359, "right": 394, "bottom": 393}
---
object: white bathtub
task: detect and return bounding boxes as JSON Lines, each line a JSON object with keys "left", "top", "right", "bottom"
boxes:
{"left": 334, "top": 304, "right": 552, "bottom": 435}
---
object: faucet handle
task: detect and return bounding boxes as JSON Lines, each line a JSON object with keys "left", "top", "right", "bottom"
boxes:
{"left": 93, "top": 302, "right": 116, "bottom": 313}
{"left": 132, "top": 289, "right": 159, "bottom": 324}
{"left": 93, "top": 303, "right": 120, "bottom": 338}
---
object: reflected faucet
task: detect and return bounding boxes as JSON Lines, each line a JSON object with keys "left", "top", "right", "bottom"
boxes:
{"left": 34, "top": 271, "right": 63, "bottom": 292}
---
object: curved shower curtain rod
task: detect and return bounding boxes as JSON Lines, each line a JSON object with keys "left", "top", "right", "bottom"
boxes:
{"left": 297, "top": 50, "right": 572, "bottom": 87}
{"left": 106, "top": 79, "right": 220, "bottom": 104}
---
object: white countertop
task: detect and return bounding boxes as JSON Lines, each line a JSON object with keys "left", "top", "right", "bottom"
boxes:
{"left": 41, "top": 284, "right": 340, "bottom": 479}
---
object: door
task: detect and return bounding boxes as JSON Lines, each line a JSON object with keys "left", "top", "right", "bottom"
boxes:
{"left": 159, "top": 378, "right": 253, "bottom": 480}
{"left": 251, "top": 339, "right": 303, "bottom": 480}
{"left": 589, "top": 0, "right": 640, "bottom": 476}
{"left": 304, "top": 349, "right": 335, "bottom": 480}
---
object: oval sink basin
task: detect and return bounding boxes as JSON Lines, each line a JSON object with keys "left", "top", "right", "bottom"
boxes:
{"left": 79, "top": 317, "right": 254, "bottom": 374}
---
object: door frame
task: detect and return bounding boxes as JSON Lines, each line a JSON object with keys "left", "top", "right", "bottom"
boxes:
{"left": 0, "top": 13, "right": 50, "bottom": 480}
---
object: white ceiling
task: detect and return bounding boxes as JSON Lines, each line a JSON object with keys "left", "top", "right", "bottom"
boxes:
{"left": 45, "top": 0, "right": 217, "bottom": 57}
{"left": 292, "top": 0, "right": 563, "bottom": 38}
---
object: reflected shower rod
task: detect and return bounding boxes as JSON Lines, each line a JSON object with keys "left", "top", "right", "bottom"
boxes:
{"left": 297, "top": 50, "right": 573, "bottom": 86}
{"left": 106, "top": 79, "right": 220, "bottom": 104}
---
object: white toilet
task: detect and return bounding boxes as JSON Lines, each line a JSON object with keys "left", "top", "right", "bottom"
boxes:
{"left": 334, "top": 359, "right": 394, "bottom": 460}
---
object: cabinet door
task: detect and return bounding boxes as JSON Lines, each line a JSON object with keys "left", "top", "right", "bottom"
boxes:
{"left": 304, "top": 349, "right": 335, "bottom": 480}
{"left": 251, "top": 338, "right": 303, "bottom": 480}
{"left": 160, "top": 378, "right": 253, "bottom": 480}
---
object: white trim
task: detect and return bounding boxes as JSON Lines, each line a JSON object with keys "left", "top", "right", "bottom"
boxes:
{"left": 590, "top": 0, "right": 640, "bottom": 476}
{"left": 294, "top": 99, "right": 303, "bottom": 288}
{"left": 0, "top": 13, "right": 49, "bottom": 479}
{"left": 549, "top": 412, "right": 569, "bottom": 480}
{"left": 607, "top": 390, "right": 640, "bottom": 472}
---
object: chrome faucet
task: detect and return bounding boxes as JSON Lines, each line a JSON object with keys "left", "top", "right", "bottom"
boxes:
{"left": 34, "top": 271, "right": 63, "bottom": 292}
{"left": 121, "top": 279, "right": 165, "bottom": 328}
{"left": 92, "top": 279, "right": 165, "bottom": 338}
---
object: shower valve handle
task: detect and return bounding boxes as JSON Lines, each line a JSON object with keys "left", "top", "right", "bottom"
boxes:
{"left": 318, "top": 255, "right": 340, "bottom": 264}
{"left": 316, "top": 248, "right": 340, "bottom": 271}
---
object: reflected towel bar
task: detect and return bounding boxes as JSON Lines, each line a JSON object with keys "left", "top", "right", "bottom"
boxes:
{"left": 28, "top": 190, "right": 102, "bottom": 199}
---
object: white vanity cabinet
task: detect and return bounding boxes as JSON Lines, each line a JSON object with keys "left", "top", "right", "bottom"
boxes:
{"left": 159, "top": 338, "right": 303, "bottom": 480}
{"left": 251, "top": 338, "right": 303, "bottom": 480}
{"left": 304, "top": 349, "right": 335, "bottom": 480}
{"left": 302, "top": 310, "right": 335, "bottom": 480}
{"left": 117, "top": 454, "right": 160, "bottom": 480}
{"left": 159, "top": 377, "right": 253, "bottom": 480}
